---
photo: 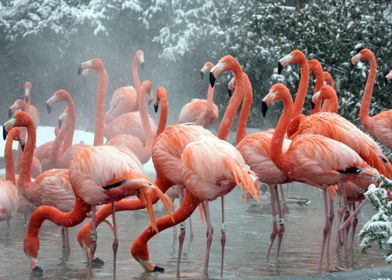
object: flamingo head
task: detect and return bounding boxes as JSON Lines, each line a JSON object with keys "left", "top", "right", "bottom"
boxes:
{"left": 385, "top": 70, "right": 392, "bottom": 81}
{"left": 154, "top": 87, "right": 167, "bottom": 113}
{"left": 227, "top": 76, "right": 236, "bottom": 97}
{"left": 351, "top": 48, "right": 374, "bottom": 65}
{"left": 278, "top": 49, "right": 306, "bottom": 74}
{"left": 6, "top": 127, "right": 25, "bottom": 151}
{"left": 209, "top": 55, "right": 241, "bottom": 87}
{"left": 3, "top": 112, "right": 34, "bottom": 140}
{"left": 46, "top": 89, "right": 70, "bottom": 113}
{"left": 8, "top": 99, "right": 26, "bottom": 118}
{"left": 309, "top": 59, "right": 322, "bottom": 75}
{"left": 200, "top": 61, "right": 214, "bottom": 79}
{"left": 78, "top": 58, "right": 103, "bottom": 75}
{"left": 102, "top": 175, "right": 174, "bottom": 233}
{"left": 261, "top": 83, "right": 291, "bottom": 117}
{"left": 136, "top": 49, "right": 145, "bottom": 70}
{"left": 311, "top": 85, "right": 335, "bottom": 107}
{"left": 24, "top": 81, "right": 32, "bottom": 103}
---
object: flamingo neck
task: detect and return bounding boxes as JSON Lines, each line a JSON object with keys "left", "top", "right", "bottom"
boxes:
{"left": 138, "top": 88, "right": 154, "bottom": 161}
{"left": 271, "top": 94, "right": 293, "bottom": 165}
{"left": 62, "top": 96, "right": 76, "bottom": 152}
{"left": 94, "top": 67, "right": 108, "bottom": 146}
{"left": 293, "top": 59, "right": 310, "bottom": 117}
{"left": 321, "top": 91, "right": 338, "bottom": 113}
{"left": 218, "top": 66, "right": 244, "bottom": 141}
{"left": 235, "top": 73, "right": 253, "bottom": 144}
{"left": 156, "top": 100, "right": 168, "bottom": 137}
{"left": 310, "top": 66, "right": 324, "bottom": 114}
{"left": 24, "top": 196, "right": 90, "bottom": 258}
{"left": 19, "top": 123, "right": 36, "bottom": 187}
{"left": 5, "top": 134, "right": 16, "bottom": 183}
{"left": 360, "top": 55, "right": 376, "bottom": 128}
{"left": 132, "top": 56, "right": 141, "bottom": 102}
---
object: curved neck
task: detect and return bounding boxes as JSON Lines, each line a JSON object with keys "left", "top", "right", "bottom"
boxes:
{"left": 19, "top": 122, "right": 36, "bottom": 187}
{"left": 293, "top": 60, "right": 310, "bottom": 117}
{"left": 62, "top": 96, "right": 76, "bottom": 152}
{"left": 132, "top": 56, "right": 141, "bottom": 102}
{"left": 359, "top": 56, "right": 376, "bottom": 128}
{"left": 235, "top": 73, "right": 253, "bottom": 144}
{"left": 271, "top": 94, "right": 294, "bottom": 165}
{"left": 95, "top": 67, "right": 108, "bottom": 146}
{"left": 5, "top": 133, "right": 16, "bottom": 183}
{"left": 138, "top": 88, "right": 154, "bottom": 161}
{"left": 218, "top": 66, "right": 245, "bottom": 141}
{"left": 310, "top": 67, "right": 324, "bottom": 114}
{"left": 156, "top": 99, "right": 168, "bottom": 137}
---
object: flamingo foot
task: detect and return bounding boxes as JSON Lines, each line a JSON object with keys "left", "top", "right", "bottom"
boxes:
{"left": 177, "top": 224, "right": 186, "bottom": 278}
{"left": 32, "top": 266, "right": 43, "bottom": 277}
{"left": 220, "top": 227, "right": 226, "bottom": 278}
{"left": 135, "top": 258, "right": 164, "bottom": 273}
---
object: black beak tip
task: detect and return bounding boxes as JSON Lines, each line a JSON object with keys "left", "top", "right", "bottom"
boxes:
{"left": 227, "top": 89, "right": 232, "bottom": 98}
{"left": 3, "top": 126, "right": 7, "bottom": 141}
{"left": 209, "top": 72, "right": 216, "bottom": 88}
{"left": 77, "top": 66, "right": 82, "bottom": 75}
{"left": 154, "top": 104, "right": 159, "bottom": 113}
{"left": 200, "top": 71, "right": 204, "bottom": 80}
{"left": 311, "top": 100, "right": 316, "bottom": 110}
{"left": 278, "top": 62, "right": 283, "bottom": 75}
{"left": 46, "top": 103, "right": 51, "bottom": 114}
{"left": 8, "top": 108, "right": 12, "bottom": 118}
{"left": 21, "top": 143, "right": 25, "bottom": 152}
{"left": 261, "top": 101, "right": 268, "bottom": 117}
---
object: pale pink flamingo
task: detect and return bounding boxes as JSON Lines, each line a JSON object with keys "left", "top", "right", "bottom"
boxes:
{"left": 177, "top": 61, "right": 218, "bottom": 127}
{"left": 107, "top": 80, "right": 155, "bottom": 164}
{"left": 131, "top": 137, "right": 259, "bottom": 278}
{"left": 23, "top": 144, "right": 172, "bottom": 277}
{"left": 0, "top": 128, "right": 24, "bottom": 225}
{"left": 263, "top": 83, "right": 379, "bottom": 268}
{"left": 105, "top": 50, "right": 144, "bottom": 123}
{"left": 351, "top": 48, "right": 392, "bottom": 150}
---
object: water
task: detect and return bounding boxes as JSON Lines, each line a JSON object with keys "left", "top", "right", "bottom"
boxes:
{"left": 0, "top": 183, "right": 387, "bottom": 279}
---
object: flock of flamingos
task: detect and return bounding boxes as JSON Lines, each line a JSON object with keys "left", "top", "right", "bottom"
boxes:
{"left": 0, "top": 47, "right": 391, "bottom": 279}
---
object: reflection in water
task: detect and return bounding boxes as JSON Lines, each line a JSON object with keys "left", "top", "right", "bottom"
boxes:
{"left": 0, "top": 183, "right": 386, "bottom": 279}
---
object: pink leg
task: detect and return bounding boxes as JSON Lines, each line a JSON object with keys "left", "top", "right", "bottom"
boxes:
{"left": 278, "top": 184, "right": 289, "bottom": 215}
{"left": 86, "top": 206, "right": 104, "bottom": 267}
{"left": 338, "top": 184, "right": 350, "bottom": 247}
{"left": 274, "top": 185, "right": 285, "bottom": 258}
{"left": 111, "top": 202, "right": 118, "bottom": 279}
{"left": 319, "top": 190, "right": 330, "bottom": 271}
{"left": 220, "top": 195, "right": 226, "bottom": 278}
{"left": 202, "top": 201, "right": 213, "bottom": 279}
{"left": 176, "top": 187, "right": 185, "bottom": 278}
{"left": 326, "top": 195, "right": 334, "bottom": 263}
{"left": 266, "top": 185, "right": 278, "bottom": 259}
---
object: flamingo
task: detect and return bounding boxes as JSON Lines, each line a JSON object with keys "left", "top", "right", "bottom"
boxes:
{"left": 177, "top": 61, "right": 218, "bottom": 127}
{"left": 107, "top": 80, "right": 155, "bottom": 164}
{"left": 309, "top": 58, "right": 332, "bottom": 114}
{"left": 311, "top": 85, "right": 338, "bottom": 113}
{"left": 9, "top": 81, "right": 40, "bottom": 125}
{"left": 23, "top": 144, "right": 173, "bottom": 277}
{"left": 105, "top": 50, "right": 144, "bottom": 123}
{"left": 0, "top": 128, "right": 24, "bottom": 225}
{"left": 262, "top": 83, "right": 379, "bottom": 268}
{"left": 131, "top": 137, "right": 259, "bottom": 278}
{"left": 351, "top": 48, "right": 392, "bottom": 150}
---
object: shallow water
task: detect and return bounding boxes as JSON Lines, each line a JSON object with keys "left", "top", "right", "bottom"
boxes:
{"left": 0, "top": 183, "right": 387, "bottom": 280}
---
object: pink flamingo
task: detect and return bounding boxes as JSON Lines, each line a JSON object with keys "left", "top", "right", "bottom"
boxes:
{"left": 107, "top": 80, "right": 155, "bottom": 164}
{"left": 177, "top": 61, "right": 218, "bottom": 127}
{"left": 262, "top": 83, "right": 379, "bottom": 268}
{"left": 311, "top": 85, "right": 338, "bottom": 113}
{"left": 23, "top": 143, "right": 172, "bottom": 277}
{"left": 131, "top": 137, "right": 259, "bottom": 278}
{"left": 351, "top": 48, "right": 392, "bottom": 150}
{"left": 105, "top": 50, "right": 144, "bottom": 123}
{"left": 0, "top": 128, "right": 24, "bottom": 225}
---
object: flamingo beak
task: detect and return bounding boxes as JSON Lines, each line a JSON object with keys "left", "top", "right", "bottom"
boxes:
{"left": 209, "top": 72, "right": 216, "bottom": 88}
{"left": 46, "top": 103, "right": 51, "bottom": 114}
{"left": 20, "top": 143, "right": 25, "bottom": 152}
{"left": 3, "top": 126, "right": 8, "bottom": 140}
{"left": 58, "top": 119, "right": 62, "bottom": 129}
{"left": 77, "top": 66, "right": 83, "bottom": 75}
{"left": 261, "top": 101, "right": 268, "bottom": 117}
{"left": 278, "top": 62, "right": 283, "bottom": 74}
{"left": 140, "top": 62, "right": 144, "bottom": 72}
{"left": 154, "top": 104, "right": 159, "bottom": 113}
{"left": 227, "top": 89, "right": 233, "bottom": 97}
{"left": 200, "top": 71, "right": 204, "bottom": 80}
{"left": 310, "top": 99, "right": 316, "bottom": 110}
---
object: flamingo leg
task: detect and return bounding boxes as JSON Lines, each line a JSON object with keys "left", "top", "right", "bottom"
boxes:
{"left": 337, "top": 200, "right": 366, "bottom": 245}
{"left": 176, "top": 187, "right": 185, "bottom": 278}
{"left": 319, "top": 189, "right": 330, "bottom": 271}
{"left": 278, "top": 184, "right": 289, "bottom": 215}
{"left": 189, "top": 215, "right": 194, "bottom": 242}
{"left": 202, "top": 200, "right": 213, "bottom": 279}
{"left": 220, "top": 195, "right": 226, "bottom": 278}
{"left": 266, "top": 184, "right": 278, "bottom": 259}
{"left": 274, "top": 185, "right": 285, "bottom": 258}
{"left": 350, "top": 201, "right": 360, "bottom": 247}
{"left": 338, "top": 184, "right": 350, "bottom": 247}
{"left": 326, "top": 194, "right": 334, "bottom": 264}
{"left": 89, "top": 206, "right": 98, "bottom": 262}
{"left": 111, "top": 202, "right": 118, "bottom": 280}
{"left": 62, "top": 227, "right": 70, "bottom": 258}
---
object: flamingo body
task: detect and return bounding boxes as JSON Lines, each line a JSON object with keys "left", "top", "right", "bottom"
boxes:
{"left": 177, "top": 99, "right": 218, "bottom": 128}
